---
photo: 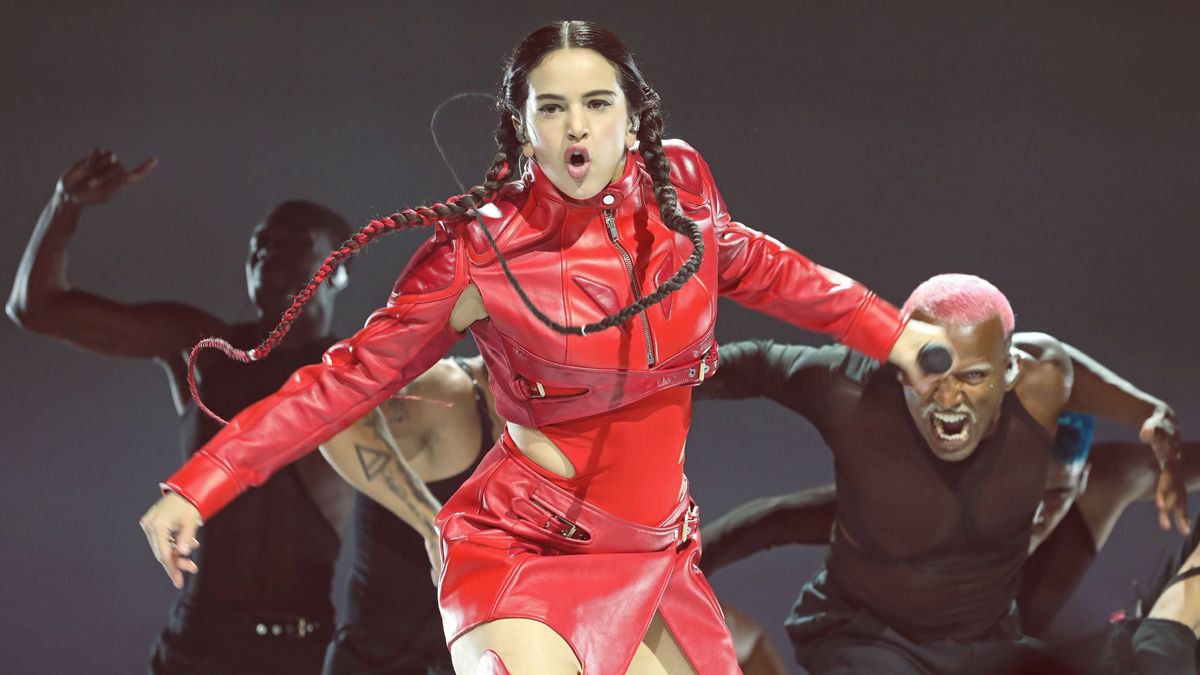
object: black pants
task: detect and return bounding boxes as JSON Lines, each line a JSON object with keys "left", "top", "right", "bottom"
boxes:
{"left": 149, "top": 600, "right": 332, "bottom": 675}
{"left": 786, "top": 568, "right": 1071, "bottom": 675}
{"left": 322, "top": 624, "right": 453, "bottom": 675}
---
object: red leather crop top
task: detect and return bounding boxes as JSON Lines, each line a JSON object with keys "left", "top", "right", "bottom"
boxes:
{"left": 164, "top": 140, "right": 905, "bottom": 520}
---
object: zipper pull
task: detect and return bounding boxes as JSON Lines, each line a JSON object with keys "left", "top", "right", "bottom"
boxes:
{"left": 603, "top": 210, "right": 618, "bottom": 240}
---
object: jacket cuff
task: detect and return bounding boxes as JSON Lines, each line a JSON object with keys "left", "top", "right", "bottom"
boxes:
{"left": 160, "top": 451, "right": 244, "bottom": 522}
{"left": 842, "top": 294, "right": 906, "bottom": 362}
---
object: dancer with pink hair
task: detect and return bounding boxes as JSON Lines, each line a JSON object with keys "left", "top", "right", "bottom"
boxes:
{"left": 694, "top": 273, "right": 1184, "bottom": 674}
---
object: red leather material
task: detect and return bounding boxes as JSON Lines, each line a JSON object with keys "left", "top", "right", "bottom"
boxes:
{"left": 162, "top": 236, "right": 469, "bottom": 517}
{"left": 161, "top": 138, "right": 902, "bottom": 521}
{"left": 159, "top": 451, "right": 242, "bottom": 523}
{"left": 471, "top": 139, "right": 901, "bottom": 428}
{"left": 515, "top": 388, "right": 693, "bottom": 526}
{"left": 437, "top": 441, "right": 739, "bottom": 674}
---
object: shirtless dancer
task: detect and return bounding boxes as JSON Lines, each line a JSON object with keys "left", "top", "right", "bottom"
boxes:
{"left": 7, "top": 151, "right": 354, "bottom": 674}
{"left": 319, "top": 355, "right": 502, "bottom": 675}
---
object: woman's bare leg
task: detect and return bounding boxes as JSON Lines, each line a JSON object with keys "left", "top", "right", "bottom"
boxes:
{"left": 451, "top": 618, "right": 582, "bottom": 675}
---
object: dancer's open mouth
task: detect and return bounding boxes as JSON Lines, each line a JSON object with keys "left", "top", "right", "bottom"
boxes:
{"left": 929, "top": 410, "right": 973, "bottom": 448}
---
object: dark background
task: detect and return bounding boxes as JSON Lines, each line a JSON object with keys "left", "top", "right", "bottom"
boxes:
{"left": 2, "top": 2, "right": 1198, "bottom": 672}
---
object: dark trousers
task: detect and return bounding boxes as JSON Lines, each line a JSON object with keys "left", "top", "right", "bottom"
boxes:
{"left": 149, "top": 600, "right": 332, "bottom": 675}
{"left": 786, "top": 568, "right": 1071, "bottom": 675}
{"left": 322, "top": 624, "right": 453, "bottom": 675}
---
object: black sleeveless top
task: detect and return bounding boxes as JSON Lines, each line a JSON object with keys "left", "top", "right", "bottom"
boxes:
{"left": 180, "top": 326, "right": 341, "bottom": 617}
{"left": 699, "top": 340, "right": 1053, "bottom": 641}
{"left": 826, "top": 360, "right": 1051, "bottom": 640}
{"left": 341, "top": 357, "right": 492, "bottom": 642}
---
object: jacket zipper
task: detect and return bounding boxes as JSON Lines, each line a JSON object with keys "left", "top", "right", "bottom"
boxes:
{"left": 603, "top": 209, "right": 656, "bottom": 366}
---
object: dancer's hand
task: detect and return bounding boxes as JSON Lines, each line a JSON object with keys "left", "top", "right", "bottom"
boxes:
{"left": 57, "top": 149, "right": 156, "bottom": 206}
{"left": 889, "top": 319, "right": 956, "bottom": 394}
{"left": 1142, "top": 406, "right": 1189, "bottom": 534}
{"left": 139, "top": 491, "right": 202, "bottom": 589}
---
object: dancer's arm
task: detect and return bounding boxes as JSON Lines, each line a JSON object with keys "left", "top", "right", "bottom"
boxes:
{"left": 1077, "top": 440, "right": 1200, "bottom": 549}
{"left": 6, "top": 151, "right": 221, "bottom": 413}
{"left": 696, "top": 339, "right": 848, "bottom": 430}
{"left": 699, "top": 484, "right": 837, "bottom": 575}
{"left": 1018, "top": 333, "right": 1186, "bottom": 532}
{"left": 320, "top": 405, "right": 445, "bottom": 578}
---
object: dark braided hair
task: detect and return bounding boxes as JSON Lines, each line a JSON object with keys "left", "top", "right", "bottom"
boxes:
{"left": 189, "top": 20, "right": 703, "bottom": 423}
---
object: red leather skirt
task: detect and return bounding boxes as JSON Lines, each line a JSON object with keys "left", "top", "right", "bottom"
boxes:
{"left": 435, "top": 440, "right": 740, "bottom": 674}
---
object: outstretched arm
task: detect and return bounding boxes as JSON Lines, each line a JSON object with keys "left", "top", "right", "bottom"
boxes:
{"left": 7, "top": 151, "right": 222, "bottom": 412}
{"left": 699, "top": 484, "right": 837, "bottom": 576}
{"left": 678, "top": 141, "right": 951, "bottom": 387}
{"left": 697, "top": 340, "right": 845, "bottom": 426}
{"left": 1076, "top": 440, "right": 1200, "bottom": 550}
{"left": 1016, "top": 332, "right": 1187, "bottom": 532}
{"left": 139, "top": 234, "right": 472, "bottom": 587}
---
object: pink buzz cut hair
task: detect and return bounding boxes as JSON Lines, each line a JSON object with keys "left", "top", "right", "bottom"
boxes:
{"left": 901, "top": 274, "right": 1015, "bottom": 336}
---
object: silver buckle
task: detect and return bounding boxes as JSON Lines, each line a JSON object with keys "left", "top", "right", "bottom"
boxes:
{"left": 522, "top": 380, "right": 546, "bottom": 399}
{"left": 678, "top": 507, "right": 698, "bottom": 543}
{"left": 545, "top": 513, "right": 578, "bottom": 538}
{"left": 690, "top": 349, "right": 713, "bottom": 383}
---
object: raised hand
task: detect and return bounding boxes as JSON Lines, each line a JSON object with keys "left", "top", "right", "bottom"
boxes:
{"left": 57, "top": 149, "right": 157, "bottom": 206}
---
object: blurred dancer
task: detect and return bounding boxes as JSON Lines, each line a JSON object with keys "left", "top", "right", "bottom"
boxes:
{"left": 7, "top": 151, "right": 354, "bottom": 675}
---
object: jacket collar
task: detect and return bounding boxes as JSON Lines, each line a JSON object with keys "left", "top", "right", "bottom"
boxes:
{"left": 526, "top": 149, "right": 643, "bottom": 212}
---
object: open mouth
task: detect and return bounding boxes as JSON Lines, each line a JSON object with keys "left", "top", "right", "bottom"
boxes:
{"left": 564, "top": 145, "right": 590, "bottom": 180}
{"left": 929, "top": 410, "right": 973, "bottom": 446}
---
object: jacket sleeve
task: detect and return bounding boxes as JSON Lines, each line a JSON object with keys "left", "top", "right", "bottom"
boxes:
{"left": 163, "top": 234, "right": 468, "bottom": 520}
{"left": 683, "top": 145, "right": 905, "bottom": 361}
{"left": 697, "top": 340, "right": 843, "bottom": 425}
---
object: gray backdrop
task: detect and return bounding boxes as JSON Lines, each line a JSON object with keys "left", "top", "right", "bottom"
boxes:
{"left": 2, "top": 2, "right": 1198, "bottom": 673}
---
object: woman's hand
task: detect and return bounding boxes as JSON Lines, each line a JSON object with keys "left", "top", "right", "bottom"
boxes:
{"left": 139, "top": 491, "right": 201, "bottom": 589}
{"left": 888, "top": 318, "right": 956, "bottom": 393}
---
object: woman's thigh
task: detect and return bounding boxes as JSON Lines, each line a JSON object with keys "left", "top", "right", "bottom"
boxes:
{"left": 450, "top": 618, "right": 581, "bottom": 675}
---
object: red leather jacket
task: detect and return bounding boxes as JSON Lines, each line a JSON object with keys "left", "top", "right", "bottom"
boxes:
{"left": 166, "top": 140, "right": 905, "bottom": 520}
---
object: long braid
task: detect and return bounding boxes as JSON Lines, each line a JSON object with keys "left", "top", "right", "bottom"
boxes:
{"left": 188, "top": 155, "right": 515, "bottom": 424}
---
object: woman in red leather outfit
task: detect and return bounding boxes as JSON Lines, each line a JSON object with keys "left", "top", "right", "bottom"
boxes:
{"left": 140, "top": 21, "right": 949, "bottom": 674}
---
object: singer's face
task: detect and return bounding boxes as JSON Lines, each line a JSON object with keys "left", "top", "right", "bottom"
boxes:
{"left": 519, "top": 48, "right": 636, "bottom": 200}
